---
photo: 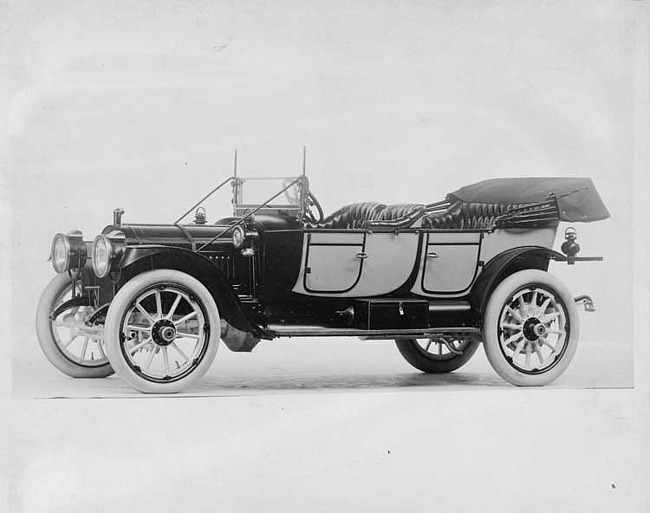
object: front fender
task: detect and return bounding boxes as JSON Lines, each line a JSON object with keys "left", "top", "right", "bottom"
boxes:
{"left": 470, "top": 246, "right": 565, "bottom": 321}
{"left": 118, "top": 245, "right": 257, "bottom": 334}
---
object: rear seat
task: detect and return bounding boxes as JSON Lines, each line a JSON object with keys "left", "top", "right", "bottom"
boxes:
{"left": 310, "top": 200, "right": 538, "bottom": 230}
{"left": 423, "top": 201, "right": 529, "bottom": 229}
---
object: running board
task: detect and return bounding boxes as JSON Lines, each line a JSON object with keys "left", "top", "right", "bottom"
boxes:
{"left": 267, "top": 325, "right": 480, "bottom": 339}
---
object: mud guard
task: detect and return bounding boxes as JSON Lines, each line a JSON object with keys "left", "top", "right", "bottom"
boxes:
{"left": 117, "top": 245, "right": 261, "bottom": 335}
{"left": 469, "top": 246, "right": 565, "bottom": 322}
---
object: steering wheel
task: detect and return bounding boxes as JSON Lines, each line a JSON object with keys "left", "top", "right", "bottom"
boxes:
{"left": 304, "top": 191, "right": 324, "bottom": 224}
{"left": 281, "top": 178, "right": 301, "bottom": 205}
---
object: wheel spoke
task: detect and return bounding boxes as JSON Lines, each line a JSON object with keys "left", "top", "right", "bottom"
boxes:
{"left": 512, "top": 337, "right": 527, "bottom": 359}
{"left": 155, "top": 291, "right": 163, "bottom": 319}
{"left": 166, "top": 293, "right": 183, "bottom": 320}
{"left": 163, "top": 346, "right": 170, "bottom": 375}
{"left": 128, "top": 337, "right": 153, "bottom": 355}
{"left": 176, "top": 332, "right": 200, "bottom": 339}
{"left": 506, "top": 307, "right": 523, "bottom": 323}
{"left": 126, "top": 325, "right": 151, "bottom": 333}
{"left": 438, "top": 342, "right": 443, "bottom": 355}
{"left": 174, "top": 311, "right": 197, "bottom": 326}
{"left": 540, "top": 338, "right": 558, "bottom": 354}
{"left": 531, "top": 290, "right": 538, "bottom": 310}
{"left": 79, "top": 337, "right": 89, "bottom": 363}
{"left": 538, "top": 297, "right": 552, "bottom": 315}
{"left": 135, "top": 303, "right": 156, "bottom": 325}
{"left": 63, "top": 335, "right": 80, "bottom": 348}
{"left": 96, "top": 339, "right": 106, "bottom": 359}
{"left": 501, "top": 323, "right": 522, "bottom": 331}
{"left": 145, "top": 346, "right": 159, "bottom": 370}
{"left": 171, "top": 342, "right": 189, "bottom": 363}
{"left": 517, "top": 295, "right": 527, "bottom": 316}
{"left": 541, "top": 312, "right": 560, "bottom": 324}
{"left": 503, "top": 332, "right": 523, "bottom": 347}
{"left": 525, "top": 343, "right": 531, "bottom": 369}
{"left": 534, "top": 345, "right": 545, "bottom": 367}
{"left": 547, "top": 329, "right": 565, "bottom": 336}
{"left": 425, "top": 340, "right": 433, "bottom": 352}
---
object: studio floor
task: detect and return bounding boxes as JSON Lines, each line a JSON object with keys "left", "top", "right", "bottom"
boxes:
{"left": 13, "top": 337, "right": 634, "bottom": 399}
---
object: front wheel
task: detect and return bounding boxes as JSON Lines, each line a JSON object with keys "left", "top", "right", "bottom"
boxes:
{"left": 482, "top": 270, "right": 579, "bottom": 386}
{"left": 395, "top": 336, "right": 480, "bottom": 373}
{"left": 103, "top": 270, "right": 220, "bottom": 393}
{"left": 35, "top": 274, "right": 114, "bottom": 378}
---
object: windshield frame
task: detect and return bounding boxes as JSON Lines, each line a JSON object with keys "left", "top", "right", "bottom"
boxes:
{"left": 232, "top": 175, "right": 308, "bottom": 218}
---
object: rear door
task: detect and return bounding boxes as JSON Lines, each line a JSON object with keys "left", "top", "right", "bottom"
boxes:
{"left": 411, "top": 231, "right": 483, "bottom": 297}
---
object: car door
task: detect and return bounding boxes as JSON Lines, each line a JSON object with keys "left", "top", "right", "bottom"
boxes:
{"left": 411, "top": 231, "right": 483, "bottom": 297}
{"left": 292, "top": 229, "right": 419, "bottom": 297}
{"left": 302, "top": 231, "right": 366, "bottom": 293}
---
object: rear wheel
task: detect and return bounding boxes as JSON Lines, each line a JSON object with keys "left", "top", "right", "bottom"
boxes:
{"left": 482, "top": 269, "right": 579, "bottom": 386}
{"left": 103, "top": 270, "right": 220, "bottom": 393}
{"left": 395, "top": 336, "right": 480, "bottom": 373}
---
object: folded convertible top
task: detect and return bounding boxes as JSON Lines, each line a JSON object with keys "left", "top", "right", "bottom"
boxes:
{"left": 448, "top": 177, "right": 610, "bottom": 223}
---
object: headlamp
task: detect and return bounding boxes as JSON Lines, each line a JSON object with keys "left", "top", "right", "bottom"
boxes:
{"left": 92, "top": 231, "right": 126, "bottom": 278}
{"left": 50, "top": 231, "right": 87, "bottom": 274}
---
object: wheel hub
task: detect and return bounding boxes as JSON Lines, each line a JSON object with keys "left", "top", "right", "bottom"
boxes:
{"left": 152, "top": 319, "right": 176, "bottom": 346}
{"left": 522, "top": 317, "right": 546, "bottom": 341}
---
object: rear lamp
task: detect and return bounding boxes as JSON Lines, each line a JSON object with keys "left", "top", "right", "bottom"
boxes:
{"left": 561, "top": 227, "right": 580, "bottom": 258}
{"left": 50, "top": 231, "right": 87, "bottom": 274}
{"left": 92, "top": 231, "right": 126, "bottom": 278}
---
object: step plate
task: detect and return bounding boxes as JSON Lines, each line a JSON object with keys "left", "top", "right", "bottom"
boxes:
{"left": 267, "top": 325, "right": 480, "bottom": 339}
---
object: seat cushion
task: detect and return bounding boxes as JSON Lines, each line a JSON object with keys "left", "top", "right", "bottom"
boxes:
{"left": 310, "top": 202, "right": 426, "bottom": 229}
{"left": 313, "top": 202, "right": 387, "bottom": 229}
{"left": 376, "top": 203, "right": 426, "bottom": 221}
{"left": 423, "top": 201, "right": 515, "bottom": 229}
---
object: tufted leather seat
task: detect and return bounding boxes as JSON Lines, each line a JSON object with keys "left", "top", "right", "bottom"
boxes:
{"left": 376, "top": 204, "right": 426, "bottom": 222}
{"left": 423, "top": 201, "right": 528, "bottom": 230}
{"left": 311, "top": 202, "right": 425, "bottom": 229}
{"left": 310, "top": 200, "right": 552, "bottom": 231}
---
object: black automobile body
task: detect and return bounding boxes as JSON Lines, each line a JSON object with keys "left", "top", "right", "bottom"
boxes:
{"left": 36, "top": 162, "right": 610, "bottom": 393}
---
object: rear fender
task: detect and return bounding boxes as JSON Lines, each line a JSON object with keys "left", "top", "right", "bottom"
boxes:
{"left": 118, "top": 246, "right": 256, "bottom": 333}
{"left": 470, "top": 246, "right": 564, "bottom": 322}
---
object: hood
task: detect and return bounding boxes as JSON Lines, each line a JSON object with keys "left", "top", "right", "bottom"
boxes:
{"left": 102, "top": 223, "right": 236, "bottom": 249}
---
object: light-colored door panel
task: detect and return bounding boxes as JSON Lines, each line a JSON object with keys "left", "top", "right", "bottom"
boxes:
{"left": 293, "top": 230, "right": 419, "bottom": 297}
{"left": 353, "top": 232, "right": 419, "bottom": 295}
{"left": 421, "top": 244, "right": 480, "bottom": 292}
{"left": 411, "top": 231, "right": 482, "bottom": 297}
{"left": 304, "top": 244, "right": 364, "bottom": 293}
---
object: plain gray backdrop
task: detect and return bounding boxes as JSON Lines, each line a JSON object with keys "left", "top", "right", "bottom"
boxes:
{"left": 2, "top": 1, "right": 648, "bottom": 512}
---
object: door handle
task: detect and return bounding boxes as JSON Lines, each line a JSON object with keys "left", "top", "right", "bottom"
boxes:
{"left": 356, "top": 252, "right": 368, "bottom": 260}
{"left": 427, "top": 252, "right": 439, "bottom": 259}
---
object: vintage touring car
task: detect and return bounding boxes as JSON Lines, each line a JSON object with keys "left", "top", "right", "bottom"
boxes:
{"left": 36, "top": 161, "right": 610, "bottom": 393}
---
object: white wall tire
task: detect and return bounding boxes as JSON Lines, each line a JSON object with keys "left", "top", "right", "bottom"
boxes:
{"left": 483, "top": 269, "right": 579, "bottom": 386}
{"left": 104, "top": 270, "right": 220, "bottom": 394}
{"left": 35, "top": 274, "right": 114, "bottom": 378}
